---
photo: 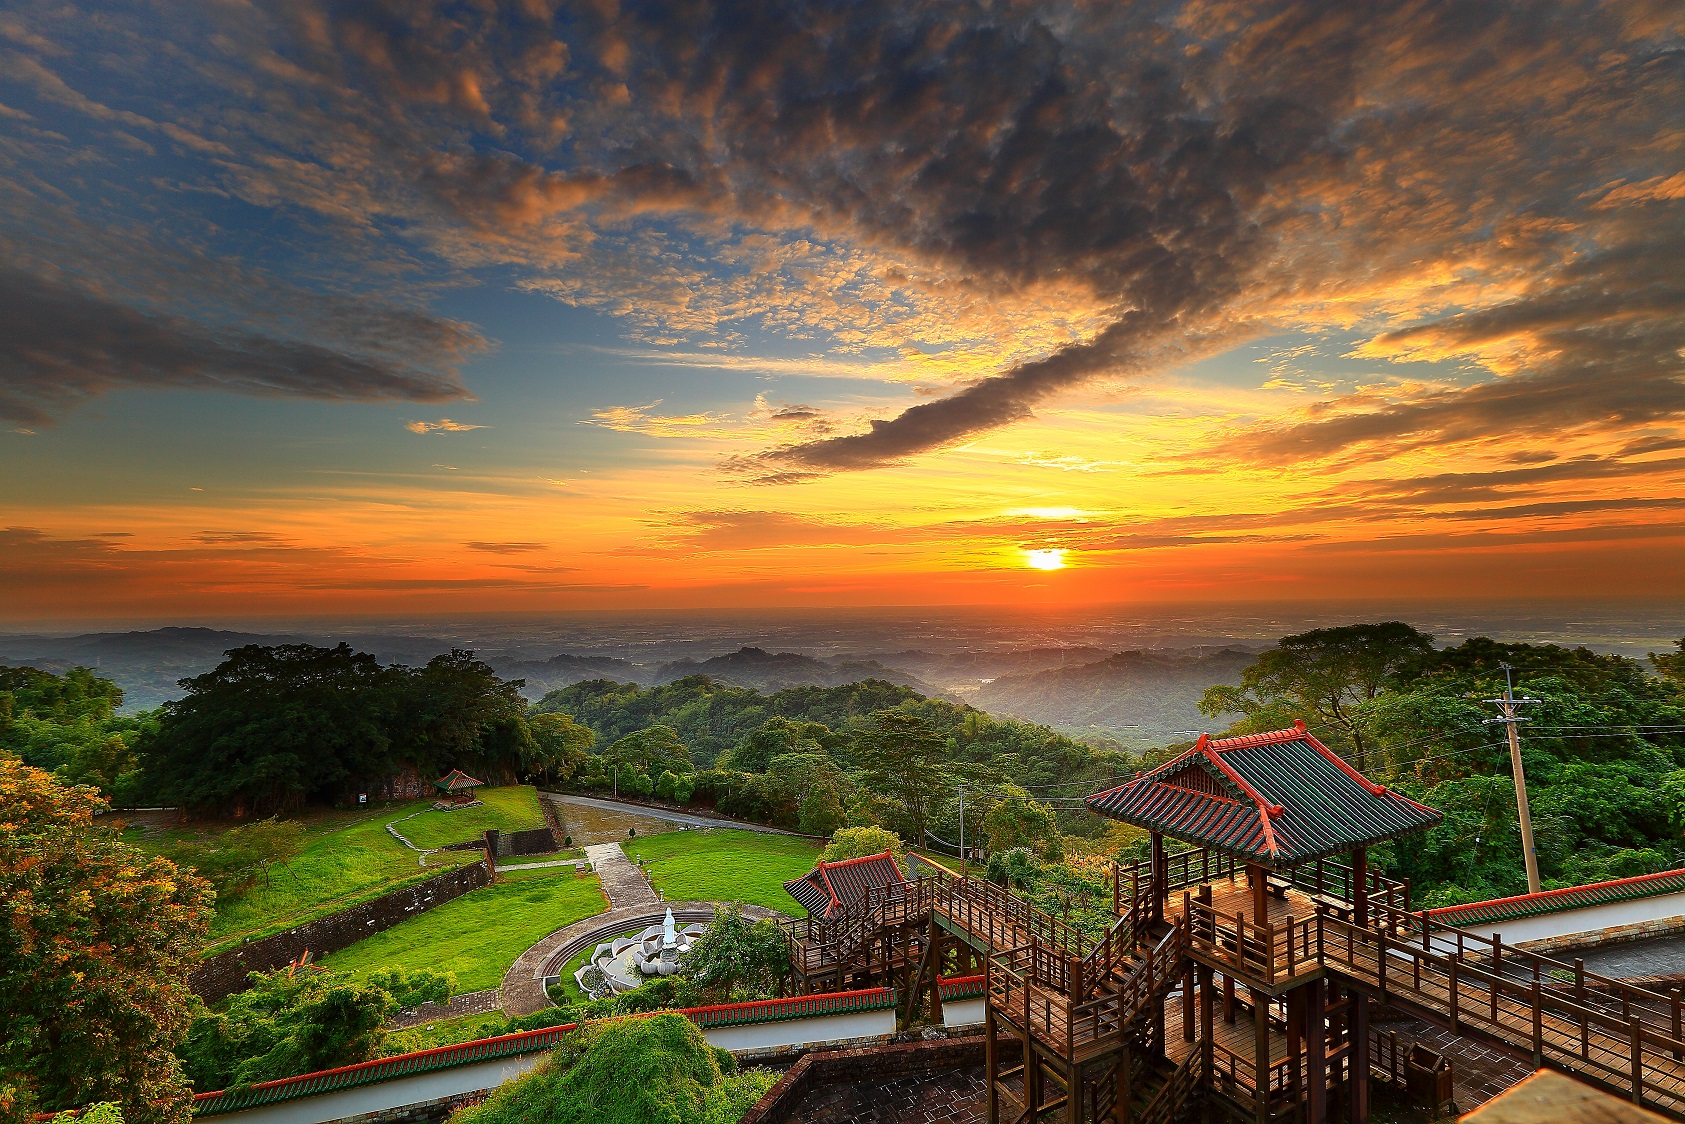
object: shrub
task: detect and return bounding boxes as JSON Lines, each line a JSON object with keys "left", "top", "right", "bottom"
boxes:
{"left": 820, "top": 825, "right": 905, "bottom": 870}
{"left": 446, "top": 1013, "right": 773, "bottom": 1124}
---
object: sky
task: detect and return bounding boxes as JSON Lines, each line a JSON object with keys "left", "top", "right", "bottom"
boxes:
{"left": 1, "top": 0, "right": 1682, "bottom": 624}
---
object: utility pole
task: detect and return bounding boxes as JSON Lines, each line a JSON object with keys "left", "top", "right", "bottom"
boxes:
{"left": 955, "top": 783, "right": 970, "bottom": 875}
{"left": 1485, "top": 664, "right": 1541, "bottom": 894}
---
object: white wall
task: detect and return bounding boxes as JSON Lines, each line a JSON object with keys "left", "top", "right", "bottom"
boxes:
{"left": 1449, "top": 891, "right": 1685, "bottom": 947}
{"left": 700, "top": 1008, "right": 895, "bottom": 1052}
{"left": 204, "top": 1007, "right": 899, "bottom": 1124}
{"left": 202, "top": 1054, "right": 548, "bottom": 1124}
{"left": 942, "top": 998, "right": 985, "bottom": 1029}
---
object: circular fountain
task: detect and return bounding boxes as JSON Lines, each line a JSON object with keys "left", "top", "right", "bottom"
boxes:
{"left": 576, "top": 907, "right": 709, "bottom": 999}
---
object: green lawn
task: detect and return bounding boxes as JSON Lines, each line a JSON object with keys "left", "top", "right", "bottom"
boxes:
{"left": 624, "top": 829, "right": 822, "bottom": 916}
{"left": 320, "top": 866, "right": 609, "bottom": 993}
{"left": 131, "top": 785, "right": 550, "bottom": 951}
{"left": 392, "top": 787, "right": 547, "bottom": 850}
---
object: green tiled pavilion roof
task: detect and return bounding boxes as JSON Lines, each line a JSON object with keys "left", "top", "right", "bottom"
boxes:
{"left": 434, "top": 768, "right": 484, "bottom": 792}
{"left": 1429, "top": 868, "right": 1685, "bottom": 928}
{"left": 1085, "top": 721, "right": 1441, "bottom": 868}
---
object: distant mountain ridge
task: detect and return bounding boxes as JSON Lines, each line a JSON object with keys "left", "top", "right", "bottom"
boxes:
{"left": 974, "top": 647, "right": 1257, "bottom": 745}
{"left": 654, "top": 646, "right": 945, "bottom": 696}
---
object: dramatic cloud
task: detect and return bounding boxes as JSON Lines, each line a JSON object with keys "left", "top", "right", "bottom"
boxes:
{"left": 0, "top": 266, "right": 475, "bottom": 426}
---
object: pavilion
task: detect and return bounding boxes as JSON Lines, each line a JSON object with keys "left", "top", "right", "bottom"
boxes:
{"left": 1085, "top": 720, "right": 1442, "bottom": 1124}
{"left": 433, "top": 768, "right": 485, "bottom": 805}
{"left": 783, "top": 850, "right": 905, "bottom": 921}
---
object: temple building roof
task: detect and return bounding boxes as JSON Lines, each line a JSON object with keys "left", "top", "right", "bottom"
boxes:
{"left": 1084, "top": 720, "right": 1441, "bottom": 869}
{"left": 783, "top": 850, "right": 905, "bottom": 921}
{"left": 433, "top": 768, "right": 485, "bottom": 792}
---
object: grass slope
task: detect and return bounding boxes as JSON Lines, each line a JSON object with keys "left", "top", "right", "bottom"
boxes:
{"left": 133, "top": 785, "right": 548, "bottom": 950}
{"left": 321, "top": 866, "right": 608, "bottom": 993}
{"left": 624, "top": 829, "right": 821, "bottom": 915}
{"left": 394, "top": 787, "right": 547, "bottom": 849}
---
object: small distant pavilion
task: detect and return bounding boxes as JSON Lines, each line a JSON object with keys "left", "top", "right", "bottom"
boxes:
{"left": 434, "top": 769, "right": 485, "bottom": 804}
{"left": 1085, "top": 720, "right": 1442, "bottom": 1124}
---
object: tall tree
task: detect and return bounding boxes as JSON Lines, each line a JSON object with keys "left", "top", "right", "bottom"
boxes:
{"left": 853, "top": 710, "right": 949, "bottom": 846}
{"left": 1199, "top": 622, "right": 1436, "bottom": 770}
{"left": 524, "top": 712, "right": 595, "bottom": 784}
{"left": 0, "top": 758, "right": 212, "bottom": 1124}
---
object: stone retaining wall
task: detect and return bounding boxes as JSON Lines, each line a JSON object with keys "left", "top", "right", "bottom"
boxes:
{"left": 739, "top": 1035, "right": 1021, "bottom": 1124}
{"left": 190, "top": 860, "right": 491, "bottom": 1003}
{"left": 1517, "top": 913, "right": 1685, "bottom": 956}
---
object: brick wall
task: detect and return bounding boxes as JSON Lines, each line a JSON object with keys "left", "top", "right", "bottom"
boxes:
{"left": 739, "top": 1035, "right": 1021, "bottom": 1124}
{"left": 189, "top": 860, "right": 492, "bottom": 1003}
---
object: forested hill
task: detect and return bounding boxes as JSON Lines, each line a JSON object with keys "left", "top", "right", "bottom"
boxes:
{"left": 975, "top": 648, "right": 1256, "bottom": 743}
{"left": 532, "top": 674, "right": 1104, "bottom": 779}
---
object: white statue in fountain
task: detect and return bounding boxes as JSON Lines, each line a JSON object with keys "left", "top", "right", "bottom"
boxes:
{"left": 659, "top": 907, "right": 679, "bottom": 966}
{"left": 575, "top": 909, "right": 709, "bottom": 998}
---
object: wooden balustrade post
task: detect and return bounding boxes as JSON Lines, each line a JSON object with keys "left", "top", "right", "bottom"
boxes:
{"left": 1306, "top": 977, "right": 1327, "bottom": 1124}
{"left": 1287, "top": 985, "right": 1305, "bottom": 1115}
{"left": 1352, "top": 846, "right": 1368, "bottom": 929}
{"left": 1119, "top": 1038, "right": 1134, "bottom": 1124}
{"left": 1350, "top": 992, "right": 1370, "bottom": 1124}
{"left": 1673, "top": 988, "right": 1682, "bottom": 1061}
{"left": 1632, "top": 1018, "right": 1644, "bottom": 1104}
{"left": 1448, "top": 956, "right": 1460, "bottom": 1033}
{"left": 1531, "top": 971, "right": 1544, "bottom": 1067}
{"left": 1151, "top": 831, "right": 1167, "bottom": 926}
{"left": 1200, "top": 964, "right": 1216, "bottom": 1088}
{"left": 1252, "top": 987, "right": 1271, "bottom": 1124}
{"left": 1377, "top": 927, "right": 1388, "bottom": 1001}
{"left": 985, "top": 993, "right": 999, "bottom": 1124}
{"left": 1225, "top": 971, "right": 1237, "bottom": 1024}
{"left": 1184, "top": 963, "right": 1197, "bottom": 1041}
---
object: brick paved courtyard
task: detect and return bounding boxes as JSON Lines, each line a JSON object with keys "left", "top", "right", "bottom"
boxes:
{"left": 780, "top": 1066, "right": 989, "bottom": 1124}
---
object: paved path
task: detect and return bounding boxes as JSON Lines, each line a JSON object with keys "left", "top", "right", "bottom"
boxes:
{"left": 499, "top": 895, "right": 785, "bottom": 1016}
{"left": 584, "top": 841, "right": 660, "bottom": 908}
{"left": 543, "top": 792, "right": 812, "bottom": 837}
{"left": 1574, "top": 934, "right": 1685, "bottom": 979}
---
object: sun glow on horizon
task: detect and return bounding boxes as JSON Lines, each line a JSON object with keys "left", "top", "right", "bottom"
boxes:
{"left": 1025, "top": 548, "right": 1067, "bottom": 571}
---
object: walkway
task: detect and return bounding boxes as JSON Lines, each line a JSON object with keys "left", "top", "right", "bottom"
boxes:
{"left": 1576, "top": 934, "right": 1685, "bottom": 980}
{"left": 584, "top": 841, "right": 660, "bottom": 908}
{"left": 543, "top": 792, "right": 808, "bottom": 836}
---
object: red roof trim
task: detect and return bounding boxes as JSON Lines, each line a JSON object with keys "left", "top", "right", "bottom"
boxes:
{"left": 1289, "top": 721, "right": 1389, "bottom": 797}
{"left": 191, "top": 1023, "right": 579, "bottom": 1104}
{"left": 1428, "top": 868, "right": 1685, "bottom": 920}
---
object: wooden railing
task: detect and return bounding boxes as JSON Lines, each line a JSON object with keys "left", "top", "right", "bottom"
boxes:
{"left": 782, "top": 871, "right": 1095, "bottom": 981}
{"left": 986, "top": 923, "right": 1185, "bottom": 1063}
{"left": 1182, "top": 891, "right": 1320, "bottom": 987}
{"left": 1140, "top": 1043, "right": 1204, "bottom": 1124}
{"left": 1321, "top": 903, "right": 1685, "bottom": 1116}
{"left": 1116, "top": 846, "right": 1410, "bottom": 918}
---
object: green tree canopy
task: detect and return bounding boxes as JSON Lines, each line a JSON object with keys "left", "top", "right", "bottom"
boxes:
{"left": 525, "top": 711, "right": 595, "bottom": 784}
{"left": 719, "top": 717, "right": 830, "bottom": 773}
{"left": 139, "top": 644, "right": 532, "bottom": 814}
{"left": 1200, "top": 622, "right": 1436, "bottom": 768}
{"left": 180, "top": 967, "right": 448, "bottom": 1090}
{"left": 820, "top": 825, "right": 906, "bottom": 869}
{"left": 602, "top": 724, "right": 691, "bottom": 776}
{"left": 853, "top": 710, "right": 949, "bottom": 845}
{"left": 680, "top": 904, "right": 789, "bottom": 1001}
{"left": 981, "top": 786, "right": 1062, "bottom": 859}
{"left": 0, "top": 757, "right": 212, "bottom": 1124}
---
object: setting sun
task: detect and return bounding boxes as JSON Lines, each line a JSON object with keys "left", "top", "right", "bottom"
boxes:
{"left": 1025, "top": 549, "right": 1067, "bottom": 571}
